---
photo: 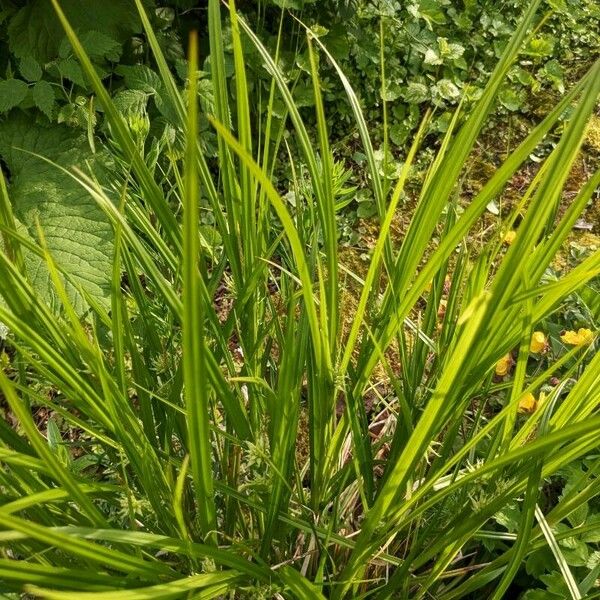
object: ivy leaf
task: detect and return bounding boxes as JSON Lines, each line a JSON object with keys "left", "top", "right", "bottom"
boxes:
{"left": 0, "top": 79, "right": 29, "bottom": 113}
{"left": 19, "top": 56, "right": 42, "bottom": 82}
{"left": 32, "top": 80, "right": 55, "bottom": 119}
{"left": 0, "top": 116, "right": 115, "bottom": 313}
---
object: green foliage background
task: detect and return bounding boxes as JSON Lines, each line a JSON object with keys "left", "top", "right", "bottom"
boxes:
{"left": 0, "top": 0, "right": 598, "bottom": 308}
{"left": 0, "top": 1, "right": 598, "bottom": 598}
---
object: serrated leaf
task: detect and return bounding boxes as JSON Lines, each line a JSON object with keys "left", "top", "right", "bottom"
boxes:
{"left": 19, "top": 56, "right": 42, "bottom": 82}
{"left": 404, "top": 82, "right": 429, "bottom": 104}
{"left": 32, "top": 80, "right": 55, "bottom": 119}
{"left": 434, "top": 78, "right": 460, "bottom": 101}
{"left": 8, "top": 0, "right": 143, "bottom": 63}
{"left": 59, "top": 30, "right": 122, "bottom": 63}
{"left": 525, "top": 35, "right": 556, "bottom": 57}
{"left": 113, "top": 89, "right": 149, "bottom": 115}
{"left": 57, "top": 58, "right": 87, "bottom": 88}
{"left": 80, "top": 30, "right": 122, "bottom": 62}
{"left": 0, "top": 79, "right": 28, "bottom": 113}
{"left": 437, "top": 37, "right": 464, "bottom": 61}
{"left": 116, "top": 65, "right": 162, "bottom": 93}
{"left": 0, "top": 116, "right": 114, "bottom": 313}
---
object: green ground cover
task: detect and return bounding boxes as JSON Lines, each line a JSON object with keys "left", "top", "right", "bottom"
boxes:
{"left": 0, "top": 0, "right": 599, "bottom": 597}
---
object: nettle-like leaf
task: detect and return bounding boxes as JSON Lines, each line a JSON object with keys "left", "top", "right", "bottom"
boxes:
{"left": 0, "top": 115, "right": 114, "bottom": 313}
{"left": 7, "top": 0, "right": 144, "bottom": 63}
{"left": 32, "top": 80, "right": 56, "bottom": 119}
{"left": 404, "top": 81, "right": 429, "bottom": 103}
{"left": 115, "top": 65, "right": 162, "bottom": 93}
{"left": 114, "top": 65, "right": 179, "bottom": 124}
{"left": 73, "top": 31, "right": 122, "bottom": 63}
{"left": 56, "top": 57, "right": 87, "bottom": 88}
{"left": 19, "top": 57, "right": 43, "bottom": 82}
{"left": 0, "top": 79, "right": 29, "bottom": 113}
{"left": 433, "top": 78, "right": 460, "bottom": 102}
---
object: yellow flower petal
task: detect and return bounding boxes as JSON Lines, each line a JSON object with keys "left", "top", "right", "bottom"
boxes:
{"left": 561, "top": 330, "right": 580, "bottom": 345}
{"left": 561, "top": 328, "right": 594, "bottom": 346}
{"left": 503, "top": 230, "right": 517, "bottom": 245}
{"left": 529, "top": 331, "right": 547, "bottom": 353}
{"left": 495, "top": 353, "right": 512, "bottom": 377}
{"left": 518, "top": 392, "right": 537, "bottom": 414}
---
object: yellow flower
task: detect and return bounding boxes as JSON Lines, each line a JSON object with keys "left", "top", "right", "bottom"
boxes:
{"left": 503, "top": 230, "right": 517, "bottom": 245}
{"left": 560, "top": 328, "right": 594, "bottom": 346}
{"left": 530, "top": 331, "right": 547, "bottom": 353}
{"left": 518, "top": 392, "right": 537, "bottom": 414}
{"left": 495, "top": 353, "right": 512, "bottom": 377}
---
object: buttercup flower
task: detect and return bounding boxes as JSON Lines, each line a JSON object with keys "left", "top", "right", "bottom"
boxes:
{"left": 560, "top": 328, "right": 594, "bottom": 346}
{"left": 518, "top": 392, "right": 537, "bottom": 413}
{"left": 495, "top": 353, "right": 513, "bottom": 377}
{"left": 530, "top": 331, "right": 547, "bottom": 353}
{"left": 503, "top": 230, "right": 517, "bottom": 245}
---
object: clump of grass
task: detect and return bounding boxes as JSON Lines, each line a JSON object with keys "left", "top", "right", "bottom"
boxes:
{"left": 0, "top": 0, "right": 599, "bottom": 598}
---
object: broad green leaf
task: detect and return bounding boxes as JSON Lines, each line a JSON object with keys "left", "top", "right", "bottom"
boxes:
{"left": 0, "top": 79, "right": 28, "bottom": 113}
{"left": 115, "top": 65, "right": 162, "bottom": 93}
{"left": 7, "top": 0, "right": 142, "bottom": 63}
{"left": 0, "top": 116, "right": 114, "bottom": 312}
{"left": 434, "top": 78, "right": 460, "bottom": 101}
{"left": 424, "top": 47, "right": 442, "bottom": 65}
{"left": 404, "top": 81, "right": 429, "bottom": 103}
{"left": 68, "top": 30, "right": 122, "bottom": 62}
{"left": 33, "top": 80, "right": 56, "bottom": 119}
{"left": 19, "top": 56, "right": 42, "bottom": 82}
{"left": 57, "top": 58, "right": 87, "bottom": 87}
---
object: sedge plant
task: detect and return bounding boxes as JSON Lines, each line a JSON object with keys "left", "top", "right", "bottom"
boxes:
{"left": 0, "top": 0, "right": 598, "bottom": 598}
